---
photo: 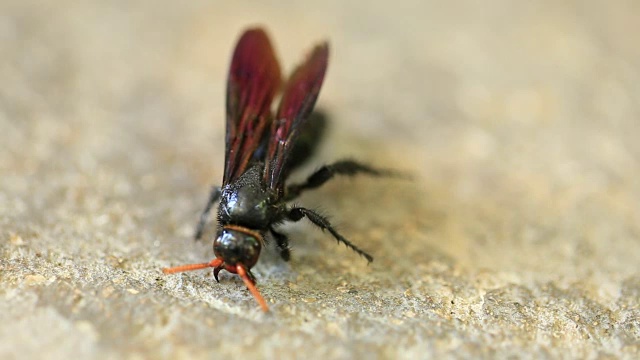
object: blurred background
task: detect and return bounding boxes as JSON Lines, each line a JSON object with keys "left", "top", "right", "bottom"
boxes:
{"left": 1, "top": 1, "right": 639, "bottom": 358}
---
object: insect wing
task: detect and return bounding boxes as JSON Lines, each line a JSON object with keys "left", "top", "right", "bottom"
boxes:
{"left": 263, "top": 43, "right": 329, "bottom": 193}
{"left": 224, "top": 28, "right": 282, "bottom": 184}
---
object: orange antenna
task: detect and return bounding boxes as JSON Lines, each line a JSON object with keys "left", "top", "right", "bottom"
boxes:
{"left": 162, "top": 258, "right": 224, "bottom": 274}
{"left": 236, "top": 264, "right": 269, "bottom": 312}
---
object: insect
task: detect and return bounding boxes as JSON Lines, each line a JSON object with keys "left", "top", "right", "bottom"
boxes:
{"left": 163, "top": 28, "right": 395, "bottom": 312}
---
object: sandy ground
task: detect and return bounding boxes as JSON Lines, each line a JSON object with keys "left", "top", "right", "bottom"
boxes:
{"left": 1, "top": 1, "right": 639, "bottom": 359}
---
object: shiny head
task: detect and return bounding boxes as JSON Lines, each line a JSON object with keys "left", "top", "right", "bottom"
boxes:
{"left": 161, "top": 225, "right": 269, "bottom": 312}
{"left": 214, "top": 225, "right": 263, "bottom": 268}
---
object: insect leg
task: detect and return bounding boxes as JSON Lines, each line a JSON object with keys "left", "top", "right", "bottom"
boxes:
{"left": 270, "top": 227, "right": 291, "bottom": 261}
{"left": 284, "top": 160, "right": 398, "bottom": 201}
{"left": 194, "top": 186, "right": 222, "bottom": 240}
{"left": 287, "top": 207, "right": 373, "bottom": 263}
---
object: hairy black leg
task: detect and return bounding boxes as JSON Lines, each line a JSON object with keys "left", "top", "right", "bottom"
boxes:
{"left": 270, "top": 228, "right": 291, "bottom": 261}
{"left": 284, "top": 160, "right": 399, "bottom": 201}
{"left": 194, "top": 186, "right": 221, "bottom": 240}
{"left": 287, "top": 207, "right": 373, "bottom": 263}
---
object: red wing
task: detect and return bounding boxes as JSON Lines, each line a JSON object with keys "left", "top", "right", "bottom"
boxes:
{"left": 223, "top": 28, "right": 282, "bottom": 184}
{"left": 263, "top": 43, "right": 329, "bottom": 194}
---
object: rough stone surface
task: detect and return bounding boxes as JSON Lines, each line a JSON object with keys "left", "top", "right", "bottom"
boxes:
{"left": 1, "top": 1, "right": 639, "bottom": 359}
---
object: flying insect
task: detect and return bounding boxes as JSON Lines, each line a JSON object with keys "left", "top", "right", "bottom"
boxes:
{"left": 163, "top": 28, "right": 393, "bottom": 311}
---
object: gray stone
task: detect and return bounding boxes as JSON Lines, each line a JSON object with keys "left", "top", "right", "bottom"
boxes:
{"left": 1, "top": 1, "right": 639, "bottom": 359}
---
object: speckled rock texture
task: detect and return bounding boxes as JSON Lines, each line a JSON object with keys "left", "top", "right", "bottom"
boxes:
{"left": 1, "top": 1, "right": 639, "bottom": 359}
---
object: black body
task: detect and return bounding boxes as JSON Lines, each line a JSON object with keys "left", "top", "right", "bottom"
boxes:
{"left": 195, "top": 112, "right": 393, "bottom": 279}
{"left": 164, "top": 28, "right": 399, "bottom": 312}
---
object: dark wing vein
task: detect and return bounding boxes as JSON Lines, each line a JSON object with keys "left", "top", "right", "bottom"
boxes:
{"left": 223, "top": 28, "right": 282, "bottom": 184}
{"left": 263, "top": 43, "right": 329, "bottom": 195}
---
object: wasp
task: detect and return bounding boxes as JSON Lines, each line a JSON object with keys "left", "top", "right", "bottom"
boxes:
{"left": 163, "top": 28, "right": 395, "bottom": 311}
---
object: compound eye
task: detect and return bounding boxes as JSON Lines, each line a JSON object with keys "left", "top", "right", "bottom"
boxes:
{"left": 214, "top": 228, "right": 262, "bottom": 268}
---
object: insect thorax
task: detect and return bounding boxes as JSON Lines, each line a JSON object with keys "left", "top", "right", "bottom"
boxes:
{"left": 218, "top": 165, "right": 276, "bottom": 229}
